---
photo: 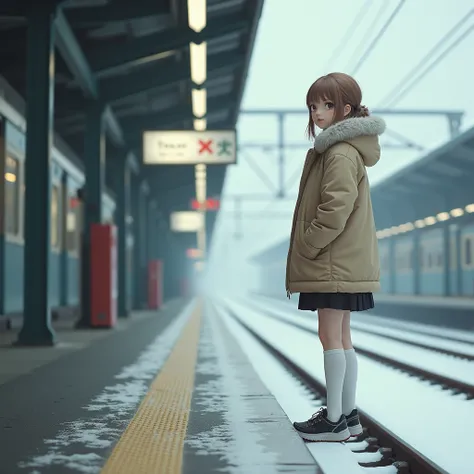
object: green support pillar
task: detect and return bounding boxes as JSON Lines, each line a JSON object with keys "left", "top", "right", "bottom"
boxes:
{"left": 114, "top": 154, "right": 130, "bottom": 317}
{"left": 59, "top": 171, "right": 68, "bottom": 306}
{"left": 77, "top": 102, "right": 105, "bottom": 328}
{"left": 139, "top": 186, "right": 148, "bottom": 307}
{"left": 131, "top": 179, "right": 141, "bottom": 309}
{"left": 17, "top": 3, "right": 57, "bottom": 346}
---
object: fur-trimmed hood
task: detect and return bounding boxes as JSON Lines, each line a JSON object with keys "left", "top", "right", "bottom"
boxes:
{"left": 314, "top": 116, "right": 386, "bottom": 167}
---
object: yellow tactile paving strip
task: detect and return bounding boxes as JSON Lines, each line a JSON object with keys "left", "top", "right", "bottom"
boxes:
{"left": 101, "top": 301, "right": 202, "bottom": 474}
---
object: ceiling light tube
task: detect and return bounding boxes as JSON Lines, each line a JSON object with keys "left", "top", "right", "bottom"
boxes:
{"left": 194, "top": 118, "right": 207, "bottom": 131}
{"left": 192, "top": 88, "right": 206, "bottom": 118}
{"left": 190, "top": 42, "right": 207, "bottom": 85}
{"left": 187, "top": 0, "right": 206, "bottom": 32}
{"left": 450, "top": 208, "right": 464, "bottom": 217}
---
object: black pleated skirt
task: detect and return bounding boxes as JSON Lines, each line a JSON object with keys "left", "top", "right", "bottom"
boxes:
{"left": 298, "top": 292, "right": 374, "bottom": 312}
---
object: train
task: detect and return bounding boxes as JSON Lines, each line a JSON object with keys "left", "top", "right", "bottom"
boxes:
{"left": 0, "top": 78, "right": 116, "bottom": 316}
{"left": 252, "top": 195, "right": 474, "bottom": 301}
{"left": 377, "top": 214, "right": 474, "bottom": 297}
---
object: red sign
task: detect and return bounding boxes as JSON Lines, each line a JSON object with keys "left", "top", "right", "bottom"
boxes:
{"left": 187, "top": 248, "right": 202, "bottom": 259}
{"left": 191, "top": 198, "right": 220, "bottom": 211}
{"left": 198, "top": 139, "right": 213, "bottom": 154}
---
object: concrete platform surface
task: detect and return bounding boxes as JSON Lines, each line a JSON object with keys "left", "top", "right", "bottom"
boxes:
{"left": 0, "top": 298, "right": 320, "bottom": 474}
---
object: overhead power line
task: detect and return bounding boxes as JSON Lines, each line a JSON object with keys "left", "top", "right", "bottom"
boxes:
{"left": 350, "top": 0, "right": 407, "bottom": 75}
{"left": 380, "top": 9, "right": 474, "bottom": 107}
{"left": 324, "top": 0, "right": 373, "bottom": 72}
{"left": 345, "top": 0, "right": 389, "bottom": 73}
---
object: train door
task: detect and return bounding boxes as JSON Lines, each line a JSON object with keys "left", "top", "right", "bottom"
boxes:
{"left": 460, "top": 232, "right": 474, "bottom": 296}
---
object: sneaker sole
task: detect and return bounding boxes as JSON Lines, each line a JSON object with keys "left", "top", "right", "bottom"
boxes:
{"left": 348, "top": 423, "right": 363, "bottom": 437}
{"left": 295, "top": 427, "right": 351, "bottom": 442}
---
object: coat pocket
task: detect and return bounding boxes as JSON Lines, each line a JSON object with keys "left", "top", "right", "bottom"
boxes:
{"left": 295, "top": 220, "right": 320, "bottom": 260}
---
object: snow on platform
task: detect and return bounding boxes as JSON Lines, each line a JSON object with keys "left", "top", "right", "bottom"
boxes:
{"left": 220, "top": 297, "right": 473, "bottom": 474}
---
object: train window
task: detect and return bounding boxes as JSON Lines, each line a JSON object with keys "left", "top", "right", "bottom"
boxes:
{"left": 66, "top": 194, "right": 80, "bottom": 253}
{"left": 51, "top": 185, "right": 61, "bottom": 249}
{"left": 5, "top": 155, "right": 20, "bottom": 236}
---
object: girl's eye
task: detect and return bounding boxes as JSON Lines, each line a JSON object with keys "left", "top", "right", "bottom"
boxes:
{"left": 310, "top": 104, "right": 316, "bottom": 111}
{"left": 325, "top": 102, "right": 334, "bottom": 109}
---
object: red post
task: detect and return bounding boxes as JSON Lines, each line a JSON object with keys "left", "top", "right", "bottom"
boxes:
{"left": 148, "top": 259, "right": 163, "bottom": 309}
{"left": 90, "top": 224, "right": 117, "bottom": 327}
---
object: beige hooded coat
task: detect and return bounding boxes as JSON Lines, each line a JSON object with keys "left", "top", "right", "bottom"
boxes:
{"left": 285, "top": 116, "right": 386, "bottom": 295}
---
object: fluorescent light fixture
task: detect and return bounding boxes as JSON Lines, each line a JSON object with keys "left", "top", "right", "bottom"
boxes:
{"left": 187, "top": 0, "right": 206, "bottom": 32}
{"left": 466, "top": 203, "right": 474, "bottom": 213}
{"left": 414, "top": 220, "right": 425, "bottom": 228}
{"left": 170, "top": 211, "right": 204, "bottom": 232}
{"left": 424, "top": 216, "right": 437, "bottom": 226}
{"left": 192, "top": 88, "right": 206, "bottom": 118}
{"left": 194, "top": 118, "right": 207, "bottom": 131}
{"left": 190, "top": 42, "right": 206, "bottom": 85}
{"left": 195, "top": 180, "right": 206, "bottom": 203}
{"left": 399, "top": 222, "right": 414, "bottom": 232}
{"left": 436, "top": 212, "right": 450, "bottom": 221}
{"left": 450, "top": 208, "right": 464, "bottom": 217}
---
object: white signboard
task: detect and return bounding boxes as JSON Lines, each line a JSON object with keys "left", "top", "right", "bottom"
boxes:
{"left": 143, "top": 130, "right": 236, "bottom": 165}
{"left": 170, "top": 211, "right": 204, "bottom": 232}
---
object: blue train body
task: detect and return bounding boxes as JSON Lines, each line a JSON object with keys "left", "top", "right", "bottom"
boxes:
{"left": 254, "top": 219, "right": 474, "bottom": 300}
{"left": 0, "top": 102, "right": 116, "bottom": 315}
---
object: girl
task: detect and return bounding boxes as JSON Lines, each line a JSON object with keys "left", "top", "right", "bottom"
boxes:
{"left": 285, "top": 72, "right": 385, "bottom": 442}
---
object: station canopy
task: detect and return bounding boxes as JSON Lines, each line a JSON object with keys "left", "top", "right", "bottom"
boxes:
{"left": 0, "top": 0, "right": 265, "bottom": 244}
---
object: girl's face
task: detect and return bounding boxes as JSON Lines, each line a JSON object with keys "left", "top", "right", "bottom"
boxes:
{"left": 309, "top": 98, "right": 335, "bottom": 130}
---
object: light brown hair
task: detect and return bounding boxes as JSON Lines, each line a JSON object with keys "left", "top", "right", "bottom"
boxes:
{"left": 305, "top": 72, "right": 369, "bottom": 139}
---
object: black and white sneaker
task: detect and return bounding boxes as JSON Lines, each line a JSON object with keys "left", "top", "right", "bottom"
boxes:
{"left": 293, "top": 407, "right": 351, "bottom": 442}
{"left": 345, "top": 408, "right": 363, "bottom": 437}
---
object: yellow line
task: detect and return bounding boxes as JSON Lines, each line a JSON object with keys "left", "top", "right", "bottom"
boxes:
{"left": 101, "top": 301, "right": 202, "bottom": 474}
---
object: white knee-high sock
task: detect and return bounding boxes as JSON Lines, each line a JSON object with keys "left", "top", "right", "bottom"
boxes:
{"left": 342, "top": 348, "right": 358, "bottom": 416}
{"left": 323, "top": 349, "right": 346, "bottom": 422}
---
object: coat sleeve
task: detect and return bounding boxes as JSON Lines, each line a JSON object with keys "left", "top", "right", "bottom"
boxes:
{"left": 304, "top": 153, "right": 358, "bottom": 252}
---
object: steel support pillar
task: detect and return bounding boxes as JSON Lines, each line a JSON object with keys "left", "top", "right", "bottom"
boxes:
{"left": 131, "top": 179, "right": 145, "bottom": 309}
{"left": 138, "top": 185, "right": 148, "bottom": 307}
{"left": 147, "top": 201, "right": 157, "bottom": 260}
{"left": 77, "top": 101, "right": 105, "bottom": 328}
{"left": 155, "top": 216, "right": 167, "bottom": 301}
{"left": 17, "top": 4, "right": 56, "bottom": 346}
{"left": 59, "top": 171, "right": 68, "bottom": 306}
{"left": 114, "top": 154, "right": 130, "bottom": 317}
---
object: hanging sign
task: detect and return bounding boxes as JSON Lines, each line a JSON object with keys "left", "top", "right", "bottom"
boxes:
{"left": 143, "top": 130, "right": 237, "bottom": 165}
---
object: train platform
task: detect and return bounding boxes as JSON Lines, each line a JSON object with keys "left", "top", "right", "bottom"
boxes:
{"left": 3, "top": 293, "right": 470, "bottom": 474}
{"left": 1, "top": 297, "right": 345, "bottom": 474}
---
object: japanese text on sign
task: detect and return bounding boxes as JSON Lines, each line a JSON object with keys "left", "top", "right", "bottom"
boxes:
{"left": 143, "top": 130, "right": 237, "bottom": 165}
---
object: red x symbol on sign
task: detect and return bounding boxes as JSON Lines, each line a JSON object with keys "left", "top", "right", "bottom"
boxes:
{"left": 198, "top": 139, "right": 213, "bottom": 154}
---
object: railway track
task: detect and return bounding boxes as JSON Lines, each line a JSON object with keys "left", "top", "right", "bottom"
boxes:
{"left": 224, "top": 305, "right": 448, "bottom": 474}
{"left": 256, "top": 293, "right": 474, "bottom": 346}
{"left": 350, "top": 323, "right": 474, "bottom": 362}
{"left": 241, "top": 298, "right": 474, "bottom": 398}
{"left": 247, "top": 295, "right": 474, "bottom": 360}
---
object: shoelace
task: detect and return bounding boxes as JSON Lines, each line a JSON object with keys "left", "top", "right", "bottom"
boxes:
{"left": 309, "top": 407, "right": 326, "bottom": 424}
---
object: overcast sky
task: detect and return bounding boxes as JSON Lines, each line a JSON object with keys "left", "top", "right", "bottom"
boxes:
{"left": 206, "top": 0, "right": 473, "bottom": 292}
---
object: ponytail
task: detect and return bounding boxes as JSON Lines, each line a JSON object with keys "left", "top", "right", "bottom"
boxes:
{"left": 354, "top": 104, "right": 370, "bottom": 117}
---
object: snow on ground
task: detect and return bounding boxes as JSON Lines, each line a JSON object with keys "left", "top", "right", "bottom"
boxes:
{"left": 256, "top": 294, "right": 474, "bottom": 345}
{"left": 246, "top": 296, "right": 474, "bottom": 386}
{"left": 18, "top": 301, "right": 196, "bottom": 474}
{"left": 220, "top": 297, "right": 472, "bottom": 474}
{"left": 217, "top": 303, "right": 368, "bottom": 474}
